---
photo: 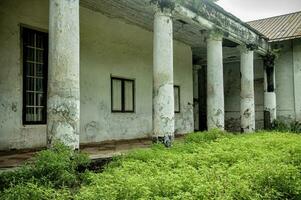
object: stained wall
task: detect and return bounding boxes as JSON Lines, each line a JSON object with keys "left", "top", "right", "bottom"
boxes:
{"left": 0, "top": 0, "right": 194, "bottom": 150}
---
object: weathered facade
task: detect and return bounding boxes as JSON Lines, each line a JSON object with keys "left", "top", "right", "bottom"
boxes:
{"left": 248, "top": 12, "right": 301, "bottom": 123}
{"left": 4, "top": 0, "right": 296, "bottom": 151}
{"left": 208, "top": 11, "right": 301, "bottom": 132}
{"left": 274, "top": 39, "right": 301, "bottom": 122}
{"left": 193, "top": 48, "right": 266, "bottom": 132}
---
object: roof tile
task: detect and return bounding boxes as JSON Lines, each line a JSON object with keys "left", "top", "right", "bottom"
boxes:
{"left": 247, "top": 11, "right": 301, "bottom": 42}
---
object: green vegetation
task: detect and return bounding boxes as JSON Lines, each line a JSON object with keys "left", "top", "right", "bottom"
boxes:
{"left": 0, "top": 143, "right": 90, "bottom": 200}
{"left": 1, "top": 131, "right": 301, "bottom": 199}
{"left": 272, "top": 119, "right": 301, "bottom": 133}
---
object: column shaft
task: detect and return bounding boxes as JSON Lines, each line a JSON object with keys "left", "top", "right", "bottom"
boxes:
{"left": 48, "top": 0, "right": 80, "bottom": 149}
{"left": 153, "top": 10, "right": 174, "bottom": 138}
{"left": 207, "top": 35, "right": 224, "bottom": 130}
{"left": 264, "top": 92, "right": 277, "bottom": 121}
{"left": 240, "top": 47, "right": 255, "bottom": 132}
{"left": 264, "top": 66, "right": 277, "bottom": 125}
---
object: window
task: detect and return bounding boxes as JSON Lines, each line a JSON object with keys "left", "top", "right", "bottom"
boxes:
{"left": 22, "top": 27, "right": 48, "bottom": 124}
{"left": 174, "top": 85, "right": 180, "bottom": 113}
{"left": 111, "top": 77, "right": 135, "bottom": 113}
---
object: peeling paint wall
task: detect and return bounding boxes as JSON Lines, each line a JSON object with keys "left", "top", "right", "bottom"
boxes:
{"left": 174, "top": 44, "right": 194, "bottom": 134}
{"left": 80, "top": 6, "right": 193, "bottom": 143}
{"left": 293, "top": 39, "right": 301, "bottom": 122}
{"left": 0, "top": 0, "right": 193, "bottom": 150}
{"left": 274, "top": 39, "right": 301, "bottom": 122}
{"left": 224, "top": 59, "right": 264, "bottom": 132}
{"left": 223, "top": 38, "right": 301, "bottom": 128}
{"left": 0, "top": 0, "right": 49, "bottom": 150}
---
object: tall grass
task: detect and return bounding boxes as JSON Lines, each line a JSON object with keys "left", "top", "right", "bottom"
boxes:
{"left": 1, "top": 131, "right": 301, "bottom": 200}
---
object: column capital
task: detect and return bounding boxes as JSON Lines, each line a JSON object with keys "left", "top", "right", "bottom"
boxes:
{"left": 206, "top": 29, "right": 224, "bottom": 41}
{"left": 238, "top": 44, "right": 257, "bottom": 53}
{"left": 150, "top": 0, "right": 175, "bottom": 15}
{"left": 246, "top": 43, "right": 258, "bottom": 51}
{"left": 262, "top": 51, "right": 276, "bottom": 69}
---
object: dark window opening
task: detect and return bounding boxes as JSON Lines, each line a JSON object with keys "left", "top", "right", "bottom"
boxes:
{"left": 22, "top": 27, "right": 48, "bottom": 125}
{"left": 111, "top": 77, "right": 135, "bottom": 113}
{"left": 174, "top": 85, "right": 180, "bottom": 113}
{"left": 266, "top": 67, "right": 274, "bottom": 92}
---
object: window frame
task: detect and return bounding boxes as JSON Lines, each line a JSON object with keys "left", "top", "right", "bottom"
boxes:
{"left": 174, "top": 85, "right": 181, "bottom": 113}
{"left": 111, "top": 76, "right": 135, "bottom": 113}
{"left": 21, "top": 26, "right": 48, "bottom": 125}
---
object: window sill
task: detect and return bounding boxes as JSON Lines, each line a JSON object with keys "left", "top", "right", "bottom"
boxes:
{"left": 111, "top": 112, "right": 136, "bottom": 114}
{"left": 22, "top": 124, "right": 47, "bottom": 129}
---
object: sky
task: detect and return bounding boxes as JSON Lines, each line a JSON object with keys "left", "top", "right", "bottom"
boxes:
{"left": 216, "top": 0, "right": 301, "bottom": 22}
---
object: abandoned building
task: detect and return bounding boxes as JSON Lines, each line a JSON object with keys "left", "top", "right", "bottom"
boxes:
{"left": 0, "top": 0, "right": 300, "bottom": 151}
{"left": 248, "top": 12, "right": 301, "bottom": 126}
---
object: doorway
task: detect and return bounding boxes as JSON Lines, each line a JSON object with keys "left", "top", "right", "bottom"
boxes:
{"left": 193, "top": 65, "right": 207, "bottom": 131}
{"left": 198, "top": 66, "right": 207, "bottom": 131}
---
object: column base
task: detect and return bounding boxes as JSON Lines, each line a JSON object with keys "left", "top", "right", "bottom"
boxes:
{"left": 264, "top": 92, "right": 277, "bottom": 129}
{"left": 152, "top": 135, "right": 174, "bottom": 148}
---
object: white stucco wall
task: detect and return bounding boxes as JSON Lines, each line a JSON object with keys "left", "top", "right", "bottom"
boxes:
{"left": 274, "top": 40, "right": 295, "bottom": 121}
{"left": 174, "top": 42, "right": 194, "bottom": 134}
{"left": 274, "top": 39, "right": 301, "bottom": 122}
{"left": 0, "top": 0, "right": 49, "bottom": 150}
{"left": 0, "top": 0, "right": 193, "bottom": 150}
{"left": 292, "top": 39, "right": 301, "bottom": 121}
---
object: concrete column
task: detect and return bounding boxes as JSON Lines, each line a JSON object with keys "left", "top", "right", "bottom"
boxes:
{"left": 48, "top": 0, "right": 80, "bottom": 149}
{"left": 240, "top": 46, "right": 255, "bottom": 132}
{"left": 264, "top": 92, "right": 277, "bottom": 122}
{"left": 153, "top": 9, "right": 174, "bottom": 140}
{"left": 264, "top": 68, "right": 277, "bottom": 123}
{"left": 263, "top": 54, "right": 277, "bottom": 128}
{"left": 206, "top": 33, "right": 224, "bottom": 130}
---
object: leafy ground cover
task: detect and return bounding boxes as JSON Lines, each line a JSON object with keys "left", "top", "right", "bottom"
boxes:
{"left": 1, "top": 130, "right": 301, "bottom": 199}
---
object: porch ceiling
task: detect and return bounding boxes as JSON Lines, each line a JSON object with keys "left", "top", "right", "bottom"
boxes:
{"left": 80, "top": 0, "right": 269, "bottom": 53}
{"left": 80, "top": 0, "right": 207, "bottom": 48}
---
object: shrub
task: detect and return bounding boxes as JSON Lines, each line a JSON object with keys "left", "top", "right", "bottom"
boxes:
{"left": 29, "top": 142, "right": 90, "bottom": 188}
{"left": 0, "top": 182, "right": 71, "bottom": 200}
{"left": 271, "top": 119, "right": 290, "bottom": 132}
{"left": 184, "top": 129, "right": 232, "bottom": 144}
{"left": 272, "top": 119, "right": 301, "bottom": 133}
{"left": 290, "top": 121, "right": 301, "bottom": 133}
{"left": 0, "top": 142, "right": 90, "bottom": 191}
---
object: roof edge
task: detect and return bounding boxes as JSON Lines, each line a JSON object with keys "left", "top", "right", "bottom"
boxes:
{"left": 247, "top": 10, "right": 301, "bottom": 23}
{"left": 198, "top": 0, "right": 267, "bottom": 38}
{"left": 269, "top": 35, "right": 301, "bottom": 42}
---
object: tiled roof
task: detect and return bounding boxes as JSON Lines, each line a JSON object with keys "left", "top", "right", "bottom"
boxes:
{"left": 247, "top": 11, "right": 301, "bottom": 42}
